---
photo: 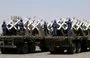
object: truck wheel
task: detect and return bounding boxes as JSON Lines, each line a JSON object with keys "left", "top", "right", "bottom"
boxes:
{"left": 68, "top": 45, "right": 76, "bottom": 54}
{"left": 76, "top": 44, "right": 81, "bottom": 53}
{"left": 71, "top": 48, "right": 76, "bottom": 54}
{"left": 39, "top": 42, "right": 48, "bottom": 52}
{"left": 81, "top": 46, "right": 87, "bottom": 52}
{"left": 40, "top": 46, "right": 48, "bottom": 52}
{"left": 28, "top": 43, "right": 35, "bottom": 53}
{"left": 1, "top": 48, "right": 6, "bottom": 54}
{"left": 68, "top": 48, "right": 76, "bottom": 54}
{"left": 77, "top": 47, "right": 81, "bottom": 53}
{"left": 50, "top": 51, "right": 55, "bottom": 54}
{"left": 87, "top": 47, "right": 90, "bottom": 51}
{"left": 22, "top": 44, "right": 28, "bottom": 54}
{"left": 39, "top": 39, "right": 48, "bottom": 52}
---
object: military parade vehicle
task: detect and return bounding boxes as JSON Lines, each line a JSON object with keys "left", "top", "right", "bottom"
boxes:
{"left": 0, "top": 16, "right": 49, "bottom": 54}
{"left": 0, "top": 16, "right": 90, "bottom": 54}
{"left": 45, "top": 18, "right": 90, "bottom": 54}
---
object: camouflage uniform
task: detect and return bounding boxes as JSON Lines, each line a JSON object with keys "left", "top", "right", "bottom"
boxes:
{"left": 66, "top": 18, "right": 72, "bottom": 36}
{"left": 52, "top": 20, "right": 59, "bottom": 36}
{"left": 2, "top": 21, "right": 7, "bottom": 35}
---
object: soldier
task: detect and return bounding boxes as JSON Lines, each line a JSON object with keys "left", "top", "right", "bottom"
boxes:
{"left": 2, "top": 21, "right": 7, "bottom": 35}
{"left": 18, "top": 19, "right": 25, "bottom": 35}
{"left": 52, "top": 20, "right": 59, "bottom": 36}
{"left": 66, "top": 18, "right": 72, "bottom": 36}
{"left": 44, "top": 21, "right": 48, "bottom": 36}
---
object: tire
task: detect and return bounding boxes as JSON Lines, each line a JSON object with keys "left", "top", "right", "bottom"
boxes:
{"left": 1, "top": 48, "right": 6, "bottom": 54}
{"left": 81, "top": 46, "right": 87, "bottom": 52}
{"left": 50, "top": 51, "right": 55, "bottom": 54}
{"left": 22, "top": 44, "right": 28, "bottom": 54}
{"left": 39, "top": 40, "right": 48, "bottom": 52}
{"left": 68, "top": 44, "right": 76, "bottom": 54}
{"left": 86, "top": 47, "right": 90, "bottom": 51}
{"left": 76, "top": 44, "right": 81, "bottom": 53}
{"left": 28, "top": 43, "right": 35, "bottom": 53}
{"left": 69, "top": 48, "right": 76, "bottom": 54}
{"left": 40, "top": 46, "right": 48, "bottom": 52}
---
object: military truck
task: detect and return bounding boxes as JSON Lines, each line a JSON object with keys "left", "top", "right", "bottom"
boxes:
{"left": 0, "top": 16, "right": 90, "bottom": 54}
{"left": 0, "top": 16, "right": 48, "bottom": 54}
{"left": 45, "top": 18, "right": 90, "bottom": 54}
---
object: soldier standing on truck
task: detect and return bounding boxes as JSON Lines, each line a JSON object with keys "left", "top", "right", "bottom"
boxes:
{"left": 44, "top": 21, "right": 48, "bottom": 36}
{"left": 52, "top": 20, "right": 59, "bottom": 36}
{"left": 66, "top": 18, "right": 72, "bottom": 36}
{"left": 2, "top": 21, "right": 7, "bottom": 35}
{"left": 18, "top": 19, "right": 25, "bottom": 35}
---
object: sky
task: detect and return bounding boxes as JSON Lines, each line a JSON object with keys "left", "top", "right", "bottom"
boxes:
{"left": 0, "top": 0, "right": 90, "bottom": 33}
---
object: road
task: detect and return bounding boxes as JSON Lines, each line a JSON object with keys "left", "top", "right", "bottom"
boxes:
{"left": 0, "top": 52, "right": 90, "bottom": 58}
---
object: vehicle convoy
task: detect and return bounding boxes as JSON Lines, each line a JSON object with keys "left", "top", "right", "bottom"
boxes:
{"left": 0, "top": 16, "right": 90, "bottom": 54}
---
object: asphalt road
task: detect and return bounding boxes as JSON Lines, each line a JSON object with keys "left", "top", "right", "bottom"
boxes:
{"left": 0, "top": 52, "right": 90, "bottom": 58}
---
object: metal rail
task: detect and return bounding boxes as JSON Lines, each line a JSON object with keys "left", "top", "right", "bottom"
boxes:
{"left": 0, "top": 36, "right": 88, "bottom": 40}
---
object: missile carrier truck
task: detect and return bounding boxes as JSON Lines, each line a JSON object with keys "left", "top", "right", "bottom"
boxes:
{"left": 0, "top": 36, "right": 49, "bottom": 54}
{"left": 0, "top": 16, "right": 90, "bottom": 54}
{"left": 0, "top": 16, "right": 49, "bottom": 54}
{"left": 45, "top": 18, "right": 90, "bottom": 54}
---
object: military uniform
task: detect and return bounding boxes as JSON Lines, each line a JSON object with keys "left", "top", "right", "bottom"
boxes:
{"left": 44, "top": 22, "right": 48, "bottom": 36}
{"left": 18, "top": 20, "right": 25, "bottom": 35}
{"left": 2, "top": 21, "right": 7, "bottom": 35}
{"left": 66, "top": 19, "right": 72, "bottom": 36}
{"left": 52, "top": 20, "right": 59, "bottom": 36}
